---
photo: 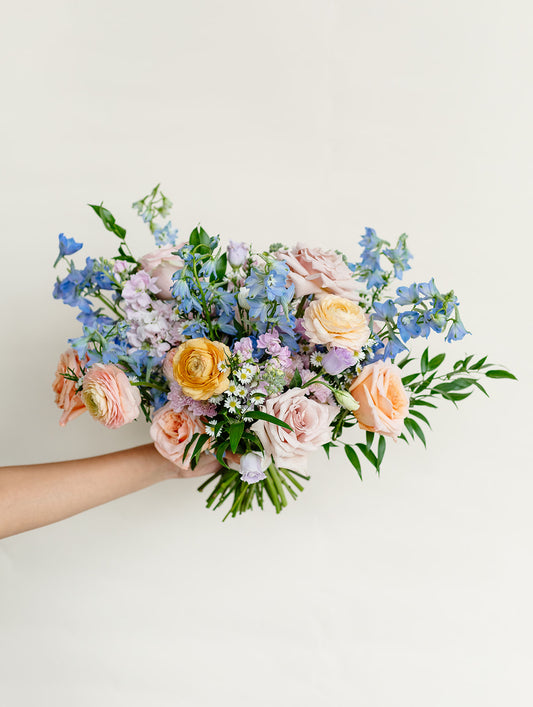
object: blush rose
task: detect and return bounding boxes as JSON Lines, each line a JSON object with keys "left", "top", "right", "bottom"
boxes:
{"left": 252, "top": 388, "right": 338, "bottom": 473}
{"left": 278, "top": 243, "right": 359, "bottom": 300}
{"left": 139, "top": 244, "right": 183, "bottom": 299}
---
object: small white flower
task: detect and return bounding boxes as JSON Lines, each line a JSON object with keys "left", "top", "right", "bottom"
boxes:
{"left": 225, "top": 397, "right": 242, "bottom": 412}
{"left": 218, "top": 360, "right": 230, "bottom": 373}
{"left": 310, "top": 351, "right": 325, "bottom": 367}
{"left": 226, "top": 380, "right": 239, "bottom": 396}
{"left": 235, "top": 365, "right": 255, "bottom": 384}
{"left": 234, "top": 385, "right": 247, "bottom": 398}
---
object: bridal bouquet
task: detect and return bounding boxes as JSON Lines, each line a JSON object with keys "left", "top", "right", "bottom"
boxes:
{"left": 52, "top": 186, "right": 514, "bottom": 518}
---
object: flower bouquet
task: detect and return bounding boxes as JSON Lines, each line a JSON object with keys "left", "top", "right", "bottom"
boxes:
{"left": 53, "top": 185, "right": 514, "bottom": 519}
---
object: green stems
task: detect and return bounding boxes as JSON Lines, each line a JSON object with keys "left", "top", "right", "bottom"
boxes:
{"left": 191, "top": 259, "right": 216, "bottom": 339}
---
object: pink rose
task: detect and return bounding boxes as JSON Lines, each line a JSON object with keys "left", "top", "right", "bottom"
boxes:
{"left": 139, "top": 244, "right": 184, "bottom": 299}
{"left": 278, "top": 243, "right": 359, "bottom": 300}
{"left": 52, "top": 349, "right": 86, "bottom": 426}
{"left": 81, "top": 363, "right": 141, "bottom": 429}
{"left": 349, "top": 360, "right": 409, "bottom": 440}
{"left": 252, "top": 388, "right": 338, "bottom": 472}
{"left": 150, "top": 403, "right": 216, "bottom": 476}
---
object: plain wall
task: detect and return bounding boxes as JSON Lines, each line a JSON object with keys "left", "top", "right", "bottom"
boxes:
{"left": 1, "top": 1, "right": 532, "bottom": 705}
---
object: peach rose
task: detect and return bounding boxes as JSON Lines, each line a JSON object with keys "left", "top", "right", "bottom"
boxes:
{"left": 252, "top": 388, "right": 338, "bottom": 472}
{"left": 150, "top": 403, "right": 217, "bottom": 476}
{"left": 173, "top": 338, "right": 230, "bottom": 400}
{"left": 349, "top": 360, "right": 409, "bottom": 440}
{"left": 302, "top": 294, "right": 370, "bottom": 351}
{"left": 81, "top": 363, "right": 141, "bottom": 429}
{"left": 139, "top": 244, "right": 183, "bottom": 299}
{"left": 52, "top": 349, "right": 86, "bottom": 426}
{"left": 278, "top": 244, "right": 359, "bottom": 300}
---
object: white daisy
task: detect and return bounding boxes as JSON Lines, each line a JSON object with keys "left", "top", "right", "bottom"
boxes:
{"left": 224, "top": 397, "right": 242, "bottom": 412}
{"left": 310, "top": 351, "right": 325, "bottom": 367}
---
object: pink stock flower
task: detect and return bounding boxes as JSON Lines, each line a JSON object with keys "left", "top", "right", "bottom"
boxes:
{"left": 139, "top": 244, "right": 184, "bottom": 299}
{"left": 122, "top": 271, "right": 161, "bottom": 309}
{"left": 252, "top": 388, "right": 338, "bottom": 472}
{"left": 278, "top": 243, "right": 359, "bottom": 300}
{"left": 52, "top": 349, "right": 86, "bottom": 426}
{"left": 81, "top": 363, "right": 141, "bottom": 429}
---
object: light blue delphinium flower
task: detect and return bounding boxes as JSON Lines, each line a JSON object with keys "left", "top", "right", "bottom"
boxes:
{"left": 395, "top": 283, "right": 420, "bottom": 306}
{"left": 397, "top": 311, "right": 421, "bottom": 342}
{"left": 153, "top": 220, "right": 178, "bottom": 247}
{"left": 54, "top": 233, "right": 83, "bottom": 266}
{"left": 383, "top": 234, "right": 412, "bottom": 279}
{"left": 372, "top": 299, "right": 397, "bottom": 323}
{"left": 445, "top": 309, "right": 470, "bottom": 342}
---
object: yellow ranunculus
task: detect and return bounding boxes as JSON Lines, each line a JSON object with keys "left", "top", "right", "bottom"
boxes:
{"left": 172, "top": 338, "right": 231, "bottom": 400}
{"left": 302, "top": 294, "right": 370, "bottom": 351}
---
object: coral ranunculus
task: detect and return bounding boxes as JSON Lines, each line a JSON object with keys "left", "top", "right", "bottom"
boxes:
{"left": 172, "top": 338, "right": 230, "bottom": 400}
{"left": 81, "top": 363, "right": 141, "bottom": 429}
{"left": 349, "top": 360, "right": 409, "bottom": 440}
{"left": 302, "top": 294, "right": 370, "bottom": 351}
{"left": 52, "top": 348, "right": 86, "bottom": 426}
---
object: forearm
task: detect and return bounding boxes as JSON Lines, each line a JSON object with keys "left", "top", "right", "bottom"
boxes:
{"left": 0, "top": 444, "right": 177, "bottom": 540}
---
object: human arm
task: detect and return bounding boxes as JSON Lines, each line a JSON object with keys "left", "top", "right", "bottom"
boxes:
{"left": 0, "top": 444, "right": 218, "bottom": 540}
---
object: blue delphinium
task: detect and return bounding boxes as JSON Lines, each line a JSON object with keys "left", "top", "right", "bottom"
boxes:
{"left": 54, "top": 233, "right": 83, "bottom": 266}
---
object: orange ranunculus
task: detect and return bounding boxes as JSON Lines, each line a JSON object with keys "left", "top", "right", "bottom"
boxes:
{"left": 172, "top": 338, "right": 231, "bottom": 400}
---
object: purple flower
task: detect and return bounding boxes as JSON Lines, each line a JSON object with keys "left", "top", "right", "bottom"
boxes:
{"left": 239, "top": 452, "right": 268, "bottom": 484}
{"left": 322, "top": 347, "right": 356, "bottom": 375}
{"left": 227, "top": 240, "right": 249, "bottom": 268}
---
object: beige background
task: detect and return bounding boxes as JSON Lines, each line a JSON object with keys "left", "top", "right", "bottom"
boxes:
{"left": 1, "top": 1, "right": 532, "bottom": 705}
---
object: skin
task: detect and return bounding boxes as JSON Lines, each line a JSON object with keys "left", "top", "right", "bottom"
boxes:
{"left": 0, "top": 444, "right": 180, "bottom": 540}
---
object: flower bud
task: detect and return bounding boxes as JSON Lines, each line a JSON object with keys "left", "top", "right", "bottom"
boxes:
{"left": 333, "top": 388, "right": 360, "bottom": 412}
{"left": 237, "top": 287, "right": 250, "bottom": 310}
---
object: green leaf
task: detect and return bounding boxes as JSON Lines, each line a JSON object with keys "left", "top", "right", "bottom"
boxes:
{"left": 191, "top": 433, "right": 210, "bottom": 463}
{"left": 427, "top": 353, "right": 445, "bottom": 371}
{"left": 365, "top": 431, "right": 375, "bottom": 448}
{"left": 89, "top": 203, "right": 126, "bottom": 239}
{"left": 402, "top": 372, "right": 419, "bottom": 386}
{"left": 433, "top": 377, "right": 475, "bottom": 394}
{"left": 377, "top": 435, "right": 386, "bottom": 466}
{"left": 409, "top": 409, "right": 432, "bottom": 428}
{"left": 229, "top": 422, "right": 245, "bottom": 454}
{"left": 472, "top": 380, "right": 489, "bottom": 397}
{"left": 446, "top": 391, "right": 473, "bottom": 402}
{"left": 404, "top": 417, "right": 426, "bottom": 447}
{"left": 244, "top": 410, "right": 293, "bottom": 431}
{"left": 420, "top": 347, "right": 429, "bottom": 374}
{"left": 485, "top": 369, "right": 517, "bottom": 380}
{"left": 470, "top": 355, "right": 487, "bottom": 370}
{"left": 355, "top": 443, "right": 379, "bottom": 469}
{"left": 397, "top": 356, "right": 414, "bottom": 369}
{"left": 289, "top": 368, "right": 302, "bottom": 388}
{"left": 189, "top": 225, "right": 211, "bottom": 248}
{"left": 411, "top": 399, "right": 437, "bottom": 408}
{"left": 182, "top": 432, "right": 199, "bottom": 463}
{"left": 344, "top": 446, "right": 362, "bottom": 480}
{"left": 214, "top": 252, "right": 227, "bottom": 280}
